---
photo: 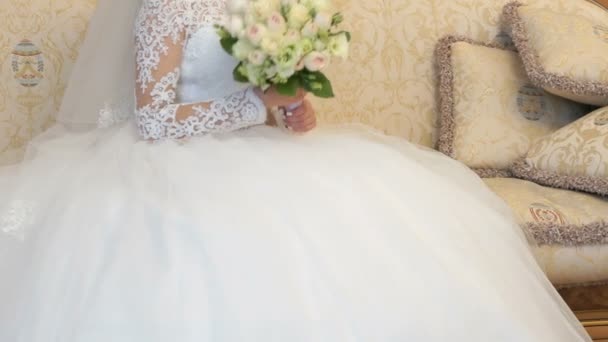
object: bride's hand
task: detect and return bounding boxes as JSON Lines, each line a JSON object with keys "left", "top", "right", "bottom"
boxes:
{"left": 284, "top": 99, "right": 316, "bottom": 133}
{"left": 254, "top": 86, "right": 307, "bottom": 108}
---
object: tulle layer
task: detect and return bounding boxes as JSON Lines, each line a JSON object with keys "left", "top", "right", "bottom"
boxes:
{"left": 0, "top": 123, "right": 590, "bottom": 341}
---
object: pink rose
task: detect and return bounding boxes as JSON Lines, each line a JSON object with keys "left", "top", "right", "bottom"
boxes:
{"left": 303, "top": 51, "right": 329, "bottom": 71}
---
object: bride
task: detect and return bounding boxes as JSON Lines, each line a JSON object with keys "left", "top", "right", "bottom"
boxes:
{"left": 0, "top": 0, "right": 591, "bottom": 341}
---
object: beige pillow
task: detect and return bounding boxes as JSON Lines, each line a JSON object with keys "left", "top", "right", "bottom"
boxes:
{"left": 504, "top": 1, "right": 608, "bottom": 106}
{"left": 484, "top": 177, "right": 608, "bottom": 287}
{"left": 512, "top": 106, "right": 608, "bottom": 196}
{"left": 436, "top": 36, "right": 590, "bottom": 177}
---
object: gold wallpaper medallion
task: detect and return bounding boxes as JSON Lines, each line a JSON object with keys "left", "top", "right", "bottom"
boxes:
{"left": 0, "top": 0, "right": 97, "bottom": 165}
{"left": 11, "top": 39, "right": 44, "bottom": 88}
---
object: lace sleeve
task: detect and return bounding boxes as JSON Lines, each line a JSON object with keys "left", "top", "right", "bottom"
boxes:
{"left": 134, "top": 0, "right": 268, "bottom": 140}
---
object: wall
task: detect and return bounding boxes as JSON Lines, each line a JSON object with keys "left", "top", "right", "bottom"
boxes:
{"left": 0, "top": 0, "right": 605, "bottom": 166}
{"left": 0, "top": 0, "right": 96, "bottom": 165}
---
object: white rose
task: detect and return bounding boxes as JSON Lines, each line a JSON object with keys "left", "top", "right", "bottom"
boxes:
{"left": 303, "top": 51, "right": 329, "bottom": 71}
{"left": 303, "top": 0, "right": 329, "bottom": 11}
{"left": 229, "top": 15, "right": 245, "bottom": 37}
{"left": 277, "top": 66, "right": 296, "bottom": 80}
{"left": 314, "top": 40, "right": 326, "bottom": 51}
{"left": 246, "top": 24, "right": 267, "bottom": 45}
{"left": 288, "top": 4, "right": 310, "bottom": 29}
{"left": 281, "top": 0, "right": 297, "bottom": 7}
{"left": 295, "top": 58, "right": 305, "bottom": 71}
{"left": 315, "top": 0, "right": 330, "bottom": 11}
{"left": 296, "top": 38, "right": 314, "bottom": 55}
{"left": 248, "top": 50, "right": 267, "bottom": 66}
{"left": 232, "top": 40, "right": 255, "bottom": 60}
{"left": 254, "top": 0, "right": 280, "bottom": 19}
{"left": 245, "top": 63, "right": 265, "bottom": 86}
{"left": 301, "top": 21, "right": 318, "bottom": 38}
{"left": 265, "top": 65, "right": 278, "bottom": 78}
{"left": 227, "top": 0, "right": 248, "bottom": 14}
{"left": 313, "top": 12, "right": 331, "bottom": 30}
{"left": 244, "top": 12, "right": 257, "bottom": 26}
{"left": 284, "top": 29, "right": 301, "bottom": 45}
{"left": 267, "top": 11, "right": 286, "bottom": 33}
{"left": 274, "top": 45, "right": 300, "bottom": 70}
{"left": 328, "top": 33, "right": 349, "bottom": 59}
{"left": 260, "top": 37, "right": 279, "bottom": 56}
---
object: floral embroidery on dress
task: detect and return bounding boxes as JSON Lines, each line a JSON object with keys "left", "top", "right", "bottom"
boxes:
{"left": 0, "top": 200, "right": 36, "bottom": 240}
{"left": 132, "top": 0, "right": 265, "bottom": 140}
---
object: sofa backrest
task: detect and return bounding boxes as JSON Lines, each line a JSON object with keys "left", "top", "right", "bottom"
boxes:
{"left": 0, "top": 0, "right": 605, "bottom": 165}
{"left": 314, "top": 0, "right": 607, "bottom": 147}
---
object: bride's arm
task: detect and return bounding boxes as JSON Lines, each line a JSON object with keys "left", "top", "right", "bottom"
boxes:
{"left": 134, "top": 0, "right": 269, "bottom": 140}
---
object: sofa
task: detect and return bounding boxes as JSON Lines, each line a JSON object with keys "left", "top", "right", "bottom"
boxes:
{"left": 1, "top": 0, "right": 607, "bottom": 315}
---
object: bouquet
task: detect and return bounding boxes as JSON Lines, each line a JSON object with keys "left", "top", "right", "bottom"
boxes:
{"left": 216, "top": 0, "right": 350, "bottom": 112}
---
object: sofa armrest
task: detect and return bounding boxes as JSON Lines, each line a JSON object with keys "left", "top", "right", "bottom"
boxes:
{"left": 591, "top": 0, "right": 608, "bottom": 9}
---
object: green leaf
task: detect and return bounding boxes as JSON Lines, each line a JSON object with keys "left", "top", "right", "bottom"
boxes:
{"left": 280, "top": 4, "right": 289, "bottom": 18}
{"left": 300, "top": 76, "right": 314, "bottom": 92}
{"left": 220, "top": 36, "right": 238, "bottom": 55}
{"left": 331, "top": 13, "right": 344, "bottom": 26}
{"left": 330, "top": 31, "right": 352, "bottom": 42}
{"left": 301, "top": 71, "right": 334, "bottom": 98}
{"left": 215, "top": 26, "right": 231, "bottom": 39}
{"left": 276, "top": 76, "right": 301, "bottom": 97}
{"left": 233, "top": 63, "right": 248, "bottom": 83}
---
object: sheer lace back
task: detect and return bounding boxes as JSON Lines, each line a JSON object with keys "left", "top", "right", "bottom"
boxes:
{"left": 133, "top": 0, "right": 267, "bottom": 140}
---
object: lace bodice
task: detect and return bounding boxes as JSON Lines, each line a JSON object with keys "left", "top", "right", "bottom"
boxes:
{"left": 134, "top": 0, "right": 267, "bottom": 140}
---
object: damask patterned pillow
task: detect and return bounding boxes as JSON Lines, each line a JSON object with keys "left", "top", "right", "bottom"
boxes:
{"left": 512, "top": 106, "right": 608, "bottom": 196}
{"left": 484, "top": 177, "right": 608, "bottom": 287}
{"left": 504, "top": 2, "right": 608, "bottom": 106}
{"left": 436, "top": 36, "right": 590, "bottom": 177}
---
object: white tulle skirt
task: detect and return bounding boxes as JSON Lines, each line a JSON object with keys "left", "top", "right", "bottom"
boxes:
{"left": 0, "top": 122, "right": 590, "bottom": 341}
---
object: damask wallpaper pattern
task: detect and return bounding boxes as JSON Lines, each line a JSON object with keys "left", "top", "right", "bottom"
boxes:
{"left": 0, "top": 0, "right": 96, "bottom": 165}
{"left": 315, "top": 0, "right": 606, "bottom": 147}
{"left": 1, "top": 0, "right": 605, "bottom": 165}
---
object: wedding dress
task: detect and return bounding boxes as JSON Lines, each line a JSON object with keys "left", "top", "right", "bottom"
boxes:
{"left": 0, "top": 0, "right": 591, "bottom": 341}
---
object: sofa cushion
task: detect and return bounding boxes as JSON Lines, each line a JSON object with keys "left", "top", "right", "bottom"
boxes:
{"left": 436, "top": 36, "right": 588, "bottom": 177}
{"left": 504, "top": 1, "right": 608, "bottom": 106}
{"left": 314, "top": 0, "right": 608, "bottom": 148}
{"left": 0, "top": 0, "right": 96, "bottom": 165}
{"left": 484, "top": 177, "right": 608, "bottom": 286}
{"left": 512, "top": 106, "right": 608, "bottom": 196}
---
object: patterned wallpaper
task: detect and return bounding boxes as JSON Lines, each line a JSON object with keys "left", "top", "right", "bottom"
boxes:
{"left": 0, "top": 0, "right": 606, "bottom": 165}
{"left": 0, "top": 0, "right": 96, "bottom": 165}
{"left": 313, "top": 0, "right": 607, "bottom": 147}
